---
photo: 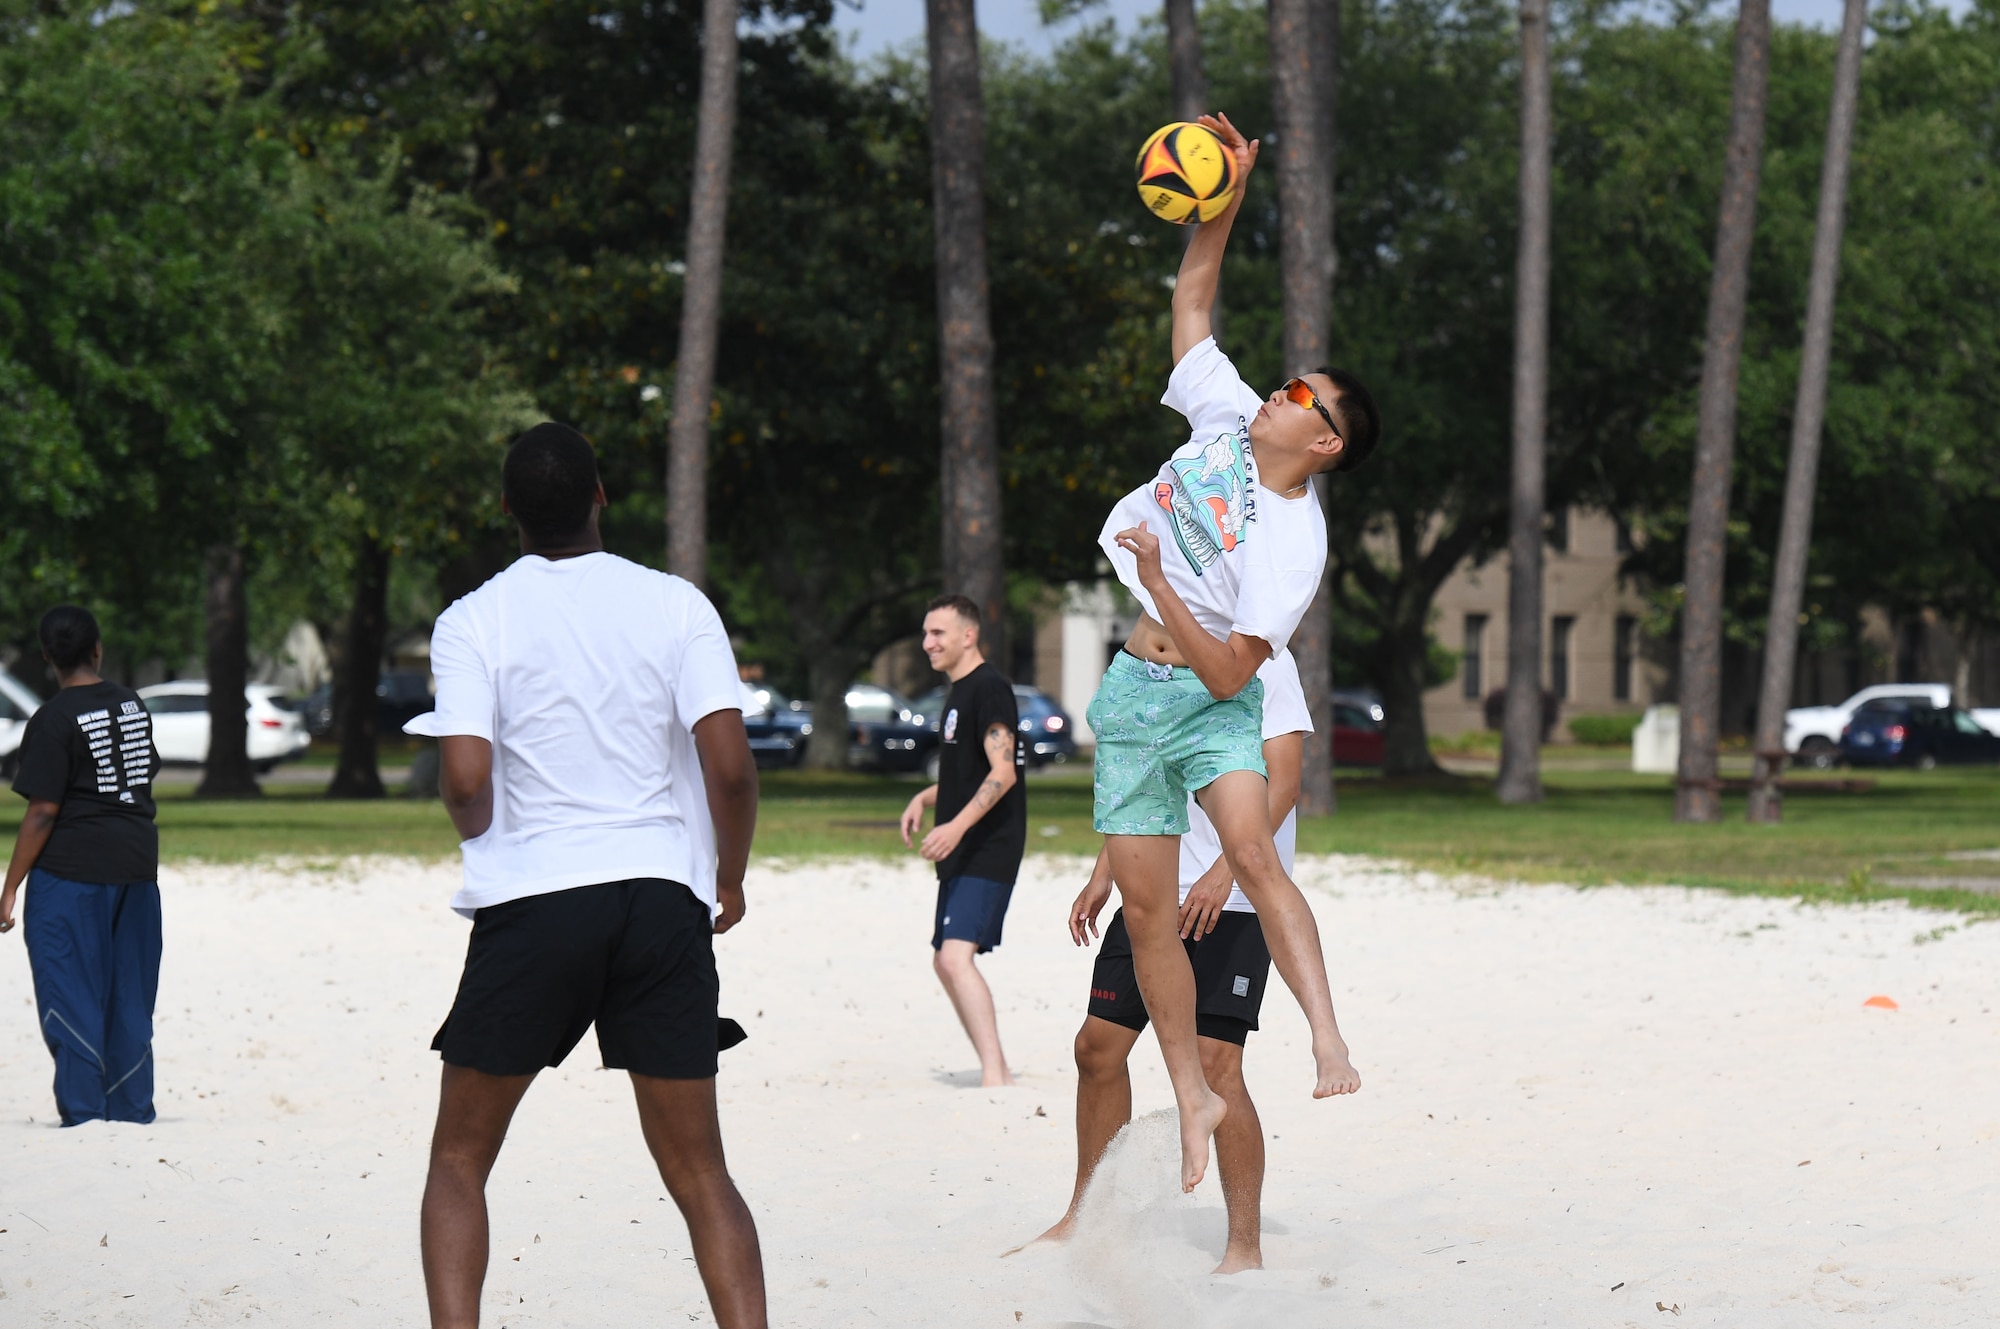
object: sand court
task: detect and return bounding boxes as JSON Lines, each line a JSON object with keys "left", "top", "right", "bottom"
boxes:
{"left": 2, "top": 852, "right": 1996, "bottom": 1326}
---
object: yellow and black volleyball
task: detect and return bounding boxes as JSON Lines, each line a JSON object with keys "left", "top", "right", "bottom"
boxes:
{"left": 1133, "top": 121, "right": 1238, "bottom": 225}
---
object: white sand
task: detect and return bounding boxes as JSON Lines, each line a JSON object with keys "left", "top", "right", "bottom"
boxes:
{"left": 3, "top": 853, "right": 1997, "bottom": 1326}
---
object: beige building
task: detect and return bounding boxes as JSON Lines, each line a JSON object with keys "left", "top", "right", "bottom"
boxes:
{"left": 1425, "top": 507, "right": 1663, "bottom": 738}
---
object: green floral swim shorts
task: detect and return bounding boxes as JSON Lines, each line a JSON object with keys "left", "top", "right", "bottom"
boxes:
{"left": 1086, "top": 651, "right": 1267, "bottom": 836}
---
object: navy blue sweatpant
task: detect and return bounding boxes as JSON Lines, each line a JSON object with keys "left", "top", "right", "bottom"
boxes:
{"left": 22, "top": 868, "right": 162, "bottom": 1126}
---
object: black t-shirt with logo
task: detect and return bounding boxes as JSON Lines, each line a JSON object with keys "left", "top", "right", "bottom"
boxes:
{"left": 11, "top": 681, "right": 162, "bottom": 885}
{"left": 934, "top": 662, "right": 1027, "bottom": 885}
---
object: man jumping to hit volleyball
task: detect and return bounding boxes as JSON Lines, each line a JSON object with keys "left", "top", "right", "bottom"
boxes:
{"left": 1035, "top": 648, "right": 1313, "bottom": 1272}
{"left": 1087, "top": 112, "right": 1379, "bottom": 1191}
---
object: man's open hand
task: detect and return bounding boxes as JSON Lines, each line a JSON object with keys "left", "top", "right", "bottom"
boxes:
{"left": 1115, "top": 522, "right": 1165, "bottom": 594}
{"left": 1178, "top": 860, "right": 1234, "bottom": 941}
{"left": 919, "top": 820, "right": 965, "bottom": 863}
{"left": 1196, "top": 112, "right": 1258, "bottom": 189}
{"left": 1069, "top": 871, "right": 1114, "bottom": 947}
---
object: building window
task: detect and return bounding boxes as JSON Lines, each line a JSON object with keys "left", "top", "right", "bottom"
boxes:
{"left": 1614, "top": 615, "right": 1636, "bottom": 702}
{"left": 1546, "top": 506, "right": 1570, "bottom": 555}
{"left": 1550, "top": 615, "right": 1575, "bottom": 700}
{"left": 1462, "top": 614, "right": 1487, "bottom": 700}
{"left": 1614, "top": 516, "right": 1634, "bottom": 555}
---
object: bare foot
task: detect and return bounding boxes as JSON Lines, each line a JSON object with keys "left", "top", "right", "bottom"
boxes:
{"left": 1179, "top": 1089, "right": 1228, "bottom": 1192}
{"left": 981, "top": 1068, "right": 1017, "bottom": 1088}
{"left": 1002, "top": 1213, "right": 1076, "bottom": 1257}
{"left": 1213, "top": 1245, "right": 1263, "bottom": 1275}
{"left": 1313, "top": 1041, "right": 1361, "bottom": 1098}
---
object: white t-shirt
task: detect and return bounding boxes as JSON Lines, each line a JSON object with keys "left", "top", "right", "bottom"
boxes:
{"left": 409, "top": 552, "right": 744, "bottom": 919}
{"left": 1177, "top": 649, "right": 1314, "bottom": 914}
{"left": 1098, "top": 337, "right": 1329, "bottom": 654}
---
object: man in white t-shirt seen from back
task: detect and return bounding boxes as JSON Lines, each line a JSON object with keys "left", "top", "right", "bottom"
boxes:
{"left": 1088, "top": 112, "right": 1380, "bottom": 1193}
{"left": 1032, "top": 650, "right": 1311, "bottom": 1273}
{"left": 415, "top": 424, "right": 766, "bottom": 1329}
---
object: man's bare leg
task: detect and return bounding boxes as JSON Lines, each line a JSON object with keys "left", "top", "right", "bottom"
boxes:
{"left": 1108, "top": 834, "right": 1226, "bottom": 1191}
{"left": 933, "top": 939, "right": 1014, "bottom": 1086}
{"left": 1199, "top": 1037, "right": 1264, "bottom": 1273}
{"left": 1196, "top": 772, "right": 1360, "bottom": 1098}
{"left": 421, "top": 1064, "right": 537, "bottom": 1329}
{"left": 1033, "top": 1015, "right": 1141, "bottom": 1244}
{"left": 631, "top": 1074, "right": 767, "bottom": 1329}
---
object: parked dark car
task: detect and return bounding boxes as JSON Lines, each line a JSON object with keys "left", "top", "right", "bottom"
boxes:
{"left": 303, "top": 670, "right": 436, "bottom": 738}
{"left": 1840, "top": 699, "right": 2000, "bottom": 769}
{"left": 910, "top": 683, "right": 1078, "bottom": 774}
{"left": 846, "top": 683, "right": 937, "bottom": 774}
{"left": 1332, "top": 692, "right": 1386, "bottom": 767}
{"left": 740, "top": 682, "right": 813, "bottom": 769}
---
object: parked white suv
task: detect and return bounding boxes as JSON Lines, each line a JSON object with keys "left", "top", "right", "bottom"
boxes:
{"left": 1785, "top": 684, "right": 1953, "bottom": 770}
{"left": 138, "top": 680, "right": 312, "bottom": 772}
{"left": 0, "top": 668, "right": 42, "bottom": 777}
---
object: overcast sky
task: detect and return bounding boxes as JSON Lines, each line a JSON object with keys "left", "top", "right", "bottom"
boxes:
{"left": 828, "top": 0, "right": 1972, "bottom": 60}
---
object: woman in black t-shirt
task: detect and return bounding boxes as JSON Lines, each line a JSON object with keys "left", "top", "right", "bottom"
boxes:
{"left": 2, "top": 606, "right": 165, "bottom": 1126}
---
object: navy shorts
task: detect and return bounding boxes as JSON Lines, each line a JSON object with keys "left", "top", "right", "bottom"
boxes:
{"left": 932, "top": 874, "right": 1015, "bottom": 953}
{"left": 1086, "top": 907, "right": 1271, "bottom": 1046}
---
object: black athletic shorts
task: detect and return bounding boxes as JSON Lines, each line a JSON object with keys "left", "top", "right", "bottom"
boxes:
{"left": 433, "top": 878, "right": 721, "bottom": 1079}
{"left": 1086, "top": 907, "right": 1272, "bottom": 1047}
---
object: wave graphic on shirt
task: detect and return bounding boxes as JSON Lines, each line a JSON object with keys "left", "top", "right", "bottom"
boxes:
{"left": 1153, "top": 431, "right": 1248, "bottom": 575}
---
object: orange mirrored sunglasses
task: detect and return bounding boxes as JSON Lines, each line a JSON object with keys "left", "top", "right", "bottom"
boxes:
{"left": 1281, "top": 377, "right": 1341, "bottom": 437}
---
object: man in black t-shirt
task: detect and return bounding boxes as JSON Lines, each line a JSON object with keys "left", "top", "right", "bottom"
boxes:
{"left": 2, "top": 606, "right": 164, "bottom": 1126}
{"left": 899, "top": 594, "right": 1027, "bottom": 1087}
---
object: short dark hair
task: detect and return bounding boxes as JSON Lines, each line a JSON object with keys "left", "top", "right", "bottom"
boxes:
{"left": 39, "top": 604, "right": 101, "bottom": 672}
{"left": 1313, "top": 366, "right": 1382, "bottom": 473}
{"left": 925, "top": 594, "right": 982, "bottom": 629}
{"left": 504, "top": 422, "right": 601, "bottom": 544}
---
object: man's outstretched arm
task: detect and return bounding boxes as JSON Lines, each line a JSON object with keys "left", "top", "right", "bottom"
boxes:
{"left": 1171, "top": 113, "right": 1260, "bottom": 366}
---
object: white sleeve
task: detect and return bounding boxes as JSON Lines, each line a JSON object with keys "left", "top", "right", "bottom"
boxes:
{"left": 1162, "top": 337, "right": 1259, "bottom": 443}
{"left": 1257, "top": 650, "right": 1315, "bottom": 737}
{"left": 671, "top": 588, "right": 745, "bottom": 729}
{"left": 424, "top": 603, "right": 495, "bottom": 741}
{"left": 1230, "top": 566, "right": 1321, "bottom": 654}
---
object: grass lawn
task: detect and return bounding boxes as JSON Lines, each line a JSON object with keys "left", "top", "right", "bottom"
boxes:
{"left": 3, "top": 762, "right": 1996, "bottom": 913}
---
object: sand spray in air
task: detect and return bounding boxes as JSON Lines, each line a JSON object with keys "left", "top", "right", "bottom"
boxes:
{"left": 1064, "top": 1108, "right": 1341, "bottom": 1329}
{"left": 1066, "top": 1109, "right": 1213, "bottom": 1329}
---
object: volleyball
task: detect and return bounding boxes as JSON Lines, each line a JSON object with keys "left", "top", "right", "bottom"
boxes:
{"left": 1133, "top": 121, "right": 1239, "bottom": 225}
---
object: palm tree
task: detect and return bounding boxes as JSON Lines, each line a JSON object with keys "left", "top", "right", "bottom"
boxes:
{"left": 1675, "top": 0, "right": 1772, "bottom": 824}
{"left": 1497, "top": 0, "right": 1553, "bottom": 806}
{"left": 926, "top": 0, "right": 1006, "bottom": 663}
{"left": 1747, "top": 0, "right": 1867, "bottom": 823}
{"left": 666, "top": 0, "right": 741, "bottom": 589}
{"left": 1268, "top": 0, "right": 1340, "bottom": 815}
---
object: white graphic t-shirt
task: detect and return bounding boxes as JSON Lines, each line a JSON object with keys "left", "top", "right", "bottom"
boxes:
{"left": 1098, "top": 337, "right": 1329, "bottom": 653}
{"left": 1177, "top": 649, "right": 1314, "bottom": 914}
{"left": 411, "top": 552, "right": 744, "bottom": 919}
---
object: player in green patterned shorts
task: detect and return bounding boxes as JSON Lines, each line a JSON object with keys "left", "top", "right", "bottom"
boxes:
{"left": 1090, "top": 113, "right": 1380, "bottom": 1194}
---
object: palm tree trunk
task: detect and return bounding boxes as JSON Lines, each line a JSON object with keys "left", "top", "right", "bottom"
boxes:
{"left": 1165, "top": 0, "right": 1205, "bottom": 122}
{"left": 1746, "top": 0, "right": 1865, "bottom": 824}
{"left": 1675, "top": 0, "right": 1772, "bottom": 824}
{"left": 666, "top": 0, "right": 740, "bottom": 589}
{"left": 1166, "top": 0, "right": 1221, "bottom": 338}
{"left": 196, "top": 543, "right": 261, "bottom": 799}
{"left": 1497, "top": 0, "right": 1553, "bottom": 806}
{"left": 1268, "top": 0, "right": 1339, "bottom": 815}
{"left": 926, "top": 0, "right": 1007, "bottom": 667}
{"left": 327, "top": 535, "right": 390, "bottom": 800}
